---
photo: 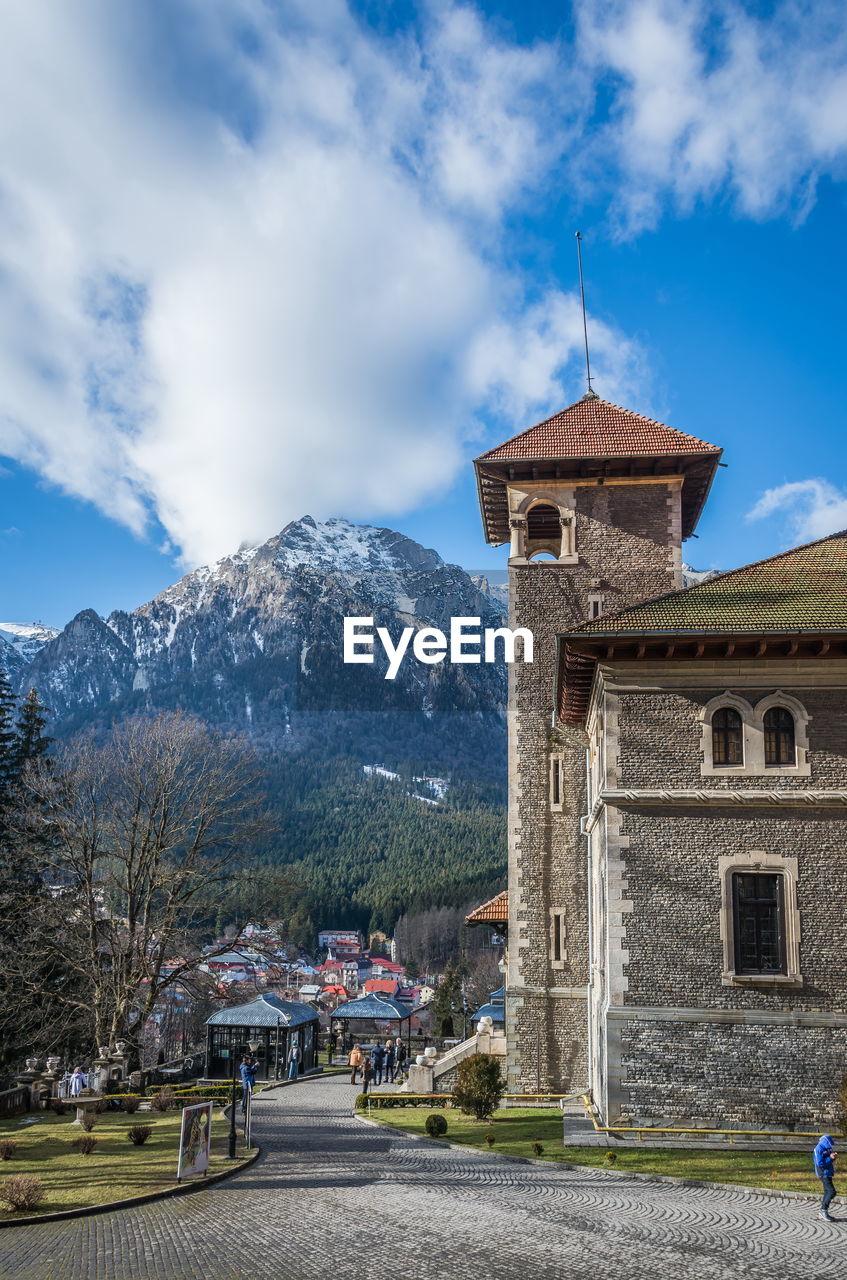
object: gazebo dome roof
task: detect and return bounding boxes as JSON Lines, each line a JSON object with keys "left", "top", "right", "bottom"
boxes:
{"left": 331, "top": 992, "right": 410, "bottom": 1020}
{"left": 206, "top": 993, "right": 318, "bottom": 1028}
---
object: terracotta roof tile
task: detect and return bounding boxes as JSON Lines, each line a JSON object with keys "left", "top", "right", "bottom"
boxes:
{"left": 477, "top": 395, "right": 720, "bottom": 463}
{"left": 570, "top": 530, "right": 847, "bottom": 635}
{"left": 465, "top": 890, "right": 508, "bottom": 926}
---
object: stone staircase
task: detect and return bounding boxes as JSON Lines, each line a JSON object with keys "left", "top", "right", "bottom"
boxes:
{"left": 402, "top": 1027, "right": 506, "bottom": 1094}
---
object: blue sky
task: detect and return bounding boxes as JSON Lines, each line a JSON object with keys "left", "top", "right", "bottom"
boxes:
{"left": 2, "top": 0, "right": 847, "bottom": 627}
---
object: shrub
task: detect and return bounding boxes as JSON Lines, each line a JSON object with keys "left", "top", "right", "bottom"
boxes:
{"left": 485, "top": 1132, "right": 496, "bottom": 1147}
{"left": 425, "top": 1113, "right": 448, "bottom": 1138}
{"left": 0, "top": 1140, "right": 17, "bottom": 1161}
{"left": 604, "top": 1150, "right": 617, "bottom": 1165}
{"left": 127, "top": 1125, "right": 153, "bottom": 1146}
{"left": 354, "top": 1093, "right": 369, "bottom": 1111}
{"left": 453, "top": 1054, "right": 504, "bottom": 1121}
{"left": 80, "top": 1112, "right": 97, "bottom": 1133}
{"left": 531, "top": 1140, "right": 544, "bottom": 1158}
{"left": 121, "top": 1095, "right": 141, "bottom": 1114}
{"left": 94, "top": 1098, "right": 109, "bottom": 1113}
{"left": 74, "top": 1134, "right": 97, "bottom": 1155}
{"left": 0, "top": 1174, "right": 44, "bottom": 1212}
{"left": 50, "top": 1099, "right": 67, "bottom": 1116}
{"left": 152, "top": 1086, "right": 175, "bottom": 1112}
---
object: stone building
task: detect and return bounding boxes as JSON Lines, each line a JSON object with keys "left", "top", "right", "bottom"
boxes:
{"left": 473, "top": 392, "right": 847, "bottom": 1127}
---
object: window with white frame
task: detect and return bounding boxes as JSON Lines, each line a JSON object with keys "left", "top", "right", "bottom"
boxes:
{"left": 718, "top": 853, "right": 801, "bottom": 985}
{"left": 699, "top": 692, "right": 810, "bottom": 777}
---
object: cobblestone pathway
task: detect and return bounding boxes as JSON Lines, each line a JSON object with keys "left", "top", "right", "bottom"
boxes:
{"left": 1, "top": 1075, "right": 843, "bottom": 1280}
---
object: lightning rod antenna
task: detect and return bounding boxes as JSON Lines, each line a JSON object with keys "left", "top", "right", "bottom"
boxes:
{"left": 575, "top": 231, "right": 596, "bottom": 399}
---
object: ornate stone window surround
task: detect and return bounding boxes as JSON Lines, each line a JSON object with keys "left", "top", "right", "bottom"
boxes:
{"left": 699, "top": 691, "right": 810, "bottom": 777}
{"left": 509, "top": 493, "right": 578, "bottom": 565}
{"left": 718, "top": 851, "right": 802, "bottom": 987}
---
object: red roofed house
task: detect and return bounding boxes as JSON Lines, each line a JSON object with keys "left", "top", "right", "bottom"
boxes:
{"left": 363, "top": 978, "right": 400, "bottom": 998}
{"left": 474, "top": 391, "right": 847, "bottom": 1132}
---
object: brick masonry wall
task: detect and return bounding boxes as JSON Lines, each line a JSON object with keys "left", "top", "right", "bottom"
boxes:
{"left": 619, "top": 1020, "right": 847, "bottom": 1128}
{"left": 616, "top": 686, "right": 847, "bottom": 790}
{"left": 619, "top": 807, "right": 847, "bottom": 1010}
{"left": 508, "top": 480, "right": 681, "bottom": 1092}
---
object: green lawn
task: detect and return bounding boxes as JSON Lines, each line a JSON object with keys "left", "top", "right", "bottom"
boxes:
{"left": 369, "top": 1106, "right": 824, "bottom": 1195}
{"left": 0, "top": 1107, "right": 253, "bottom": 1219}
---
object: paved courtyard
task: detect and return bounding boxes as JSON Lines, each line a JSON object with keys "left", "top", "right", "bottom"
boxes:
{"left": 0, "top": 1074, "right": 843, "bottom": 1280}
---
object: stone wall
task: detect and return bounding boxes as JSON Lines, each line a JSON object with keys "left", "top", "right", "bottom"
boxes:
{"left": 507, "top": 479, "right": 682, "bottom": 1092}
{"left": 593, "top": 670, "right": 847, "bottom": 1125}
{"left": 619, "top": 1018, "right": 847, "bottom": 1128}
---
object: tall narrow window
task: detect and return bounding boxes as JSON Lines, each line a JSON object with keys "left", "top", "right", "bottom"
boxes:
{"left": 551, "top": 911, "right": 567, "bottom": 966}
{"left": 550, "top": 755, "right": 564, "bottom": 810}
{"left": 764, "top": 706, "right": 795, "bottom": 767}
{"left": 732, "top": 872, "right": 786, "bottom": 974}
{"left": 712, "top": 707, "right": 743, "bottom": 766}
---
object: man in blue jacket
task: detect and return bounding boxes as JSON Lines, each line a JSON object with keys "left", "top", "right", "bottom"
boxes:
{"left": 240, "top": 1055, "right": 258, "bottom": 1114}
{"left": 814, "top": 1134, "right": 838, "bottom": 1221}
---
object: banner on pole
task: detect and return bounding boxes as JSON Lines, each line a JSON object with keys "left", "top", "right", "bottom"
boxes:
{"left": 177, "top": 1101, "right": 213, "bottom": 1181}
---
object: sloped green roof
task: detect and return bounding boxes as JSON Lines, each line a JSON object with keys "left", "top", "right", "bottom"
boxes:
{"left": 569, "top": 530, "right": 847, "bottom": 636}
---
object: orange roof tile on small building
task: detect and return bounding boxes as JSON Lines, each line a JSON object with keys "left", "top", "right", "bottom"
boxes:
{"left": 465, "top": 890, "right": 508, "bottom": 927}
{"left": 476, "top": 396, "right": 720, "bottom": 462}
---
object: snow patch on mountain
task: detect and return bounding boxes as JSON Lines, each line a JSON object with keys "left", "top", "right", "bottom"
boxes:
{"left": 0, "top": 622, "right": 60, "bottom": 662}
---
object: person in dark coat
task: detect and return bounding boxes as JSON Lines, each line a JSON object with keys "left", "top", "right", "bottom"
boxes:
{"left": 372, "top": 1041, "right": 386, "bottom": 1086}
{"left": 384, "top": 1039, "right": 396, "bottom": 1083}
{"left": 814, "top": 1134, "right": 839, "bottom": 1221}
{"left": 395, "top": 1038, "right": 407, "bottom": 1080}
{"left": 362, "top": 1058, "right": 374, "bottom": 1096}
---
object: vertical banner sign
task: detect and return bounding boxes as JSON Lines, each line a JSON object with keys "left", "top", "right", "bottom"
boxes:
{"left": 177, "top": 1101, "right": 214, "bottom": 1181}
{"left": 244, "top": 1087, "right": 252, "bottom": 1150}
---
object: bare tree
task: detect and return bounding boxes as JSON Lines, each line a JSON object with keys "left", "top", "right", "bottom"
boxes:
{"left": 16, "top": 713, "right": 282, "bottom": 1062}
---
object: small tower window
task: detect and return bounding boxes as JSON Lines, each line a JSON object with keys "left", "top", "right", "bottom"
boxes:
{"left": 526, "top": 503, "right": 561, "bottom": 543}
{"left": 587, "top": 593, "right": 605, "bottom": 619}
{"left": 550, "top": 910, "right": 567, "bottom": 967}
{"left": 550, "top": 755, "right": 565, "bottom": 811}
{"left": 763, "top": 707, "right": 795, "bottom": 767}
{"left": 712, "top": 707, "right": 743, "bottom": 767}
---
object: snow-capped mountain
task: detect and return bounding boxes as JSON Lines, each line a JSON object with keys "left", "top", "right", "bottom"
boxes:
{"left": 0, "top": 622, "right": 60, "bottom": 662}
{"left": 681, "top": 562, "right": 722, "bottom": 587}
{"left": 19, "top": 518, "right": 508, "bottom": 754}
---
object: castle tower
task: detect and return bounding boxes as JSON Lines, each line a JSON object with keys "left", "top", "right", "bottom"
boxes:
{"left": 474, "top": 393, "right": 722, "bottom": 1092}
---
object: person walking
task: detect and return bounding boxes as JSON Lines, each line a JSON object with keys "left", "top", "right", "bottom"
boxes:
{"left": 371, "top": 1041, "right": 386, "bottom": 1086}
{"left": 348, "top": 1043, "right": 363, "bottom": 1085}
{"left": 362, "top": 1057, "right": 374, "bottom": 1096}
{"left": 239, "top": 1055, "right": 258, "bottom": 1114}
{"left": 395, "top": 1038, "right": 407, "bottom": 1081}
{"left": 69, "top": 1066, "right": 86, "bottom": 1097}
{"left": 287, "top": 1040, "right": 302, "bottom": 1080}
{"left": 384, "top": 1039, "right": 396, "bottom": 1084}
{"left": 814, "top": 1134, "right": 839, "bottom": 1221}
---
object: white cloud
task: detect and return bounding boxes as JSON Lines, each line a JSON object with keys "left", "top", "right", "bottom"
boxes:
{"left": 0, "top": 0, "right": 633, "bottom": 565}
{"left": 4, "top": 1, "right": 847, "bottom": 565}
{"left": 746, "top": 479, "right": 847, "bottom": 543}
{"left": 579, "top": 0, "right": 847, "bottom": 231}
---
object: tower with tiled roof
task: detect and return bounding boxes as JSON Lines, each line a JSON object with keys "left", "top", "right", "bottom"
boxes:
{"left": 473, "top": 393, "right": 722, "bottom": 1096}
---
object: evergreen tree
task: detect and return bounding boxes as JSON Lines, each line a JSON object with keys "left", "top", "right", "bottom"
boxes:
{"left": 430, "top": 962, "right": 465, "bottom": 1038}
{"left": 0, "top": 666, "right": 18, "bottom": 806}
{"left": 14, "top": 688, "right": 51, "bottom": 773}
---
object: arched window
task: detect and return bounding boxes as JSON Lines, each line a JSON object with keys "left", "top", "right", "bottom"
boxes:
{"left": 764, "top": 706, "right": 795, "bottom": 767}
{"left": 712, "top": 707, "right": 743, "bottom": 767}
{"left": 525, "top": 503, "right": 561, "bottom": 543}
